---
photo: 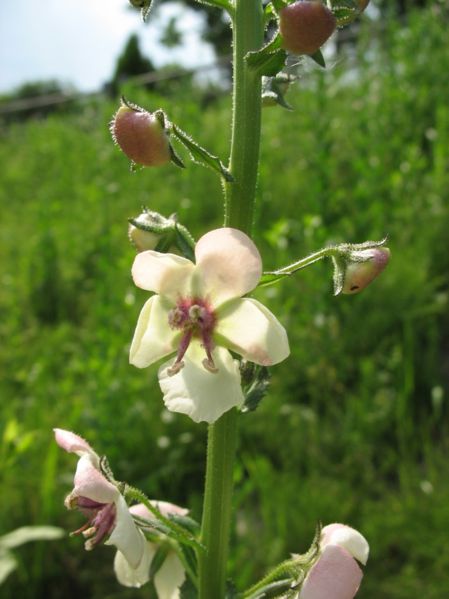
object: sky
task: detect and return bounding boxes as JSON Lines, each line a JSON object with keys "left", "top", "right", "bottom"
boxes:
{"left": 0, "top": 0, "right": 215, "bottom": 94}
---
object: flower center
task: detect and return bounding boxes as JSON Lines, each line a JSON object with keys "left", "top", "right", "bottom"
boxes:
{"left": 167, "top": 297, "right": 217, "bottom": 376}
{"left": 70, "top": 496, "right": 117, "bottom": 550}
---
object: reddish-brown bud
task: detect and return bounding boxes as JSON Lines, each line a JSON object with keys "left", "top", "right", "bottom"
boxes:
{"left": 111, "top": 105, "right": 171, "bottom": 167}
{"left": 279, "top": 1, "right": 336, "bottom": 56}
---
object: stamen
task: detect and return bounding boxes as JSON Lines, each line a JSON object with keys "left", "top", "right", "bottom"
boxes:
{"left": 167, "top": 329, "right": 192, "bottom": 376}
{"left": 201, "top": 332, "right": 218, "bottom": 374}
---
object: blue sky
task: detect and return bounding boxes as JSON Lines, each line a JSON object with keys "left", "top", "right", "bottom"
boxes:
{"left": 0, "top": 0, "right": 215, "bottom": 93}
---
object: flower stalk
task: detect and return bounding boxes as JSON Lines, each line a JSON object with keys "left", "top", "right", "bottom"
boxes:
{"left": 198, "top": 1, "right": 265, "bottom": 597}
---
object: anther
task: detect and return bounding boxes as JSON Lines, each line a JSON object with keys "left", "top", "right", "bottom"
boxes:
{"left": 202, "top": 358, "right": 218, "bottom": 374}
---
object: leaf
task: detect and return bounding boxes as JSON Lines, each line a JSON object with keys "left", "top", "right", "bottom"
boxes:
{"left": 169, "top": 143, "right": 186, "bottom": 169}
{"left": 174, "top": 224, "right": 195, "bottom": 262}
{"left": 0, "top": 526, "right": 64, "bottom": 550}
{"left": 309, "top": 49, "right": 326, "bottom": 68}
{"left": 246, "top": 34, "right": 287, "bottom": 77}
{"left": 0, "top": 550, "right": 17, "bottom": 585}
{"left": 171, "top": 124, "right": 233, "bottom": 182}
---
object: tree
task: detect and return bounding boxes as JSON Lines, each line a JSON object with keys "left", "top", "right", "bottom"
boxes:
{"left": 108, "top": 33, "right": 155, "bottom": 96}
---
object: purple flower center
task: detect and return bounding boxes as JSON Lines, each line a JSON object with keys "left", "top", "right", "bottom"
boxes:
{"left": 168, "top": 297, "right": 217, "bottom": 375}
{"left": 71, "top": 496, "right": 117, "bottom": 550}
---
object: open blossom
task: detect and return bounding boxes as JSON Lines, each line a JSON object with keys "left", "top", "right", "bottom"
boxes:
{"left": 298, "top": 524, "right": 369, "bottom": 599}
{"left": 54, "top": 428, "right": 146, "bottom": 570}
{"left": 130, "top": 227, "right": 290, "bottom": 423}
{"left": 114, "top": 502, "right": 187, "bottom": 596}
{"left": 54, "top": 429, "right": 187, "bottom": 596}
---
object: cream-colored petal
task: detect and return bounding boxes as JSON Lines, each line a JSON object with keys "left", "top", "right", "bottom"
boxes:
{"left": 130, "top": 295, "right": 178, "bottom": 368}
{"left": 158, "top": 341, "right": 244, "bottom": 423}
{"left": 129, "top": 502, "right": 188, "bottom": 521}
{"left": 194, "top": 228, "right": 262, "bottom": 306}
{"left": 154, "top": 551, "right": 186, "bottom": 599}
{"left": 299, "top": 545, "right": 363, "bottom": 599}
{"left": 132, "top": 251, "right": 194, "bottom": 300}
{"left": 216, "top": 298, "right": 290, "bottom": 366}
{"left": 321, "top": 524, "right": 369, "bottom": 566}
{"left": 73, "top": 454, "right": 119, "bottom": 504}
{"left": 106, "top": 495, "right": 146, "bottom": 569}
{"left": 114, "top": 540, "right": 155, "bottom": 588}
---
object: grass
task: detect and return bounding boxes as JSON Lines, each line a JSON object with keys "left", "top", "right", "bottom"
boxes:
{"left": 1, "top": 7, "right": 449, "bottom": 598}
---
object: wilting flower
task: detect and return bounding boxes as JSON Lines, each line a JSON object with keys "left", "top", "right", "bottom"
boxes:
{"left": 130, "top": 227, "right": 290, "bottom": 423}
{"left": 297, "top": 523, "right": 369, "bottom": 599}
{"left": 54, "top": 429, "right": 146, "bottom": 570}
{"left": 54, "top": 429, "right": 187, "bottom": 595}
{"left": 114, "top": 502, "right": 187, "bottom": 595}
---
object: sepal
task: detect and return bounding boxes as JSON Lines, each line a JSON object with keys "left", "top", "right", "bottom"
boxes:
{"left": 240, "top": 362, "right": 271, "bottom": 414}
{"left": 170, "top": 122, "right": 234, "bottom": 182}
{"left": 246, "top": 34, "right": 287, "bottom": 78}
{"left": 128, "top": 207, "right": 195, "bottom": 260}
{"left": 262, "top": 73, "right": 295, "bottom": 110}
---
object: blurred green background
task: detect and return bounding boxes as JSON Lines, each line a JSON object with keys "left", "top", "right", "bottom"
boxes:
{"left": 1, "top": 5, "right": 449, "bottom": 598}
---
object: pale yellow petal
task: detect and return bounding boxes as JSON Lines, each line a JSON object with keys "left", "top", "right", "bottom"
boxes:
{"left": 216, "top": 298, "right": 289, "bottom": 365}
{"left": 158, "top": 341, "right": 244, "bottom": 423}
{"left": 130, "top": 295, "right": 178, "bottom": 368}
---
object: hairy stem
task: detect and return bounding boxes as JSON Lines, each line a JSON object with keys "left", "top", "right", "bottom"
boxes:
{"left": 198, "top": 1, "right": 264, "bottom": 598}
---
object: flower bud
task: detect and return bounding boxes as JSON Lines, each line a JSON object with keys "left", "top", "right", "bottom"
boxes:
{"left": 111, "top": 104, "right": 171, "bottom": 167}
{"left": 128, "top": 209, "right": 173, "bottom": 252}
{"left": 342, "top": 247, "right": 390, "bottom": 295}
{"left": 279, "top": 1, "right": 336, "bottom": 56}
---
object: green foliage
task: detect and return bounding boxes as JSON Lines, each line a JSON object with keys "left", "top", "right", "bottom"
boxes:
{"left": 1, "top": 7, "right": 449, "bottom": 598}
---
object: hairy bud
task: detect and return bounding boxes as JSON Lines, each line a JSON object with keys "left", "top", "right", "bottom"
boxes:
{"left": 111, "top": 104, "right": 171, "bottom": 167}
{"left": 279, "top": 1, "right": 336, "bottom": 56}
{"left": 342, "top": 247, "right": 390, "bottom": 295}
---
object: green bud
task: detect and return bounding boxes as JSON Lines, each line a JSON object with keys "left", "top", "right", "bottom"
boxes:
{"left": 128, "top": 209, "right": 174, "bottom": 252}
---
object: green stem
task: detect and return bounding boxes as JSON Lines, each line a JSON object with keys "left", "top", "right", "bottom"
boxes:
{"left": 198, "top": 2, "right": 264, "bottom": 598}
{"left": 198, "top": 409, "right": 239, "bottom": 598}
{"left": 225, "top": 0, "right": 264, "bottom": 233}
{"left": 268, "top": 247, "right": 335, "bottom": 276}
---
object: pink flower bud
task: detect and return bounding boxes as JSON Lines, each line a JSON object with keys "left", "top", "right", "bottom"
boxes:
{"left": 342, "top": 247, "right": 390, "bottom": 295}
{"left": 111, "top": 105, "right": 171, "bottom": 167}
{"left": 279, "top": 1, "right": 336, "bottom": 56}
{"left": 299, "top": 545, "right": 363, "bottom": 599}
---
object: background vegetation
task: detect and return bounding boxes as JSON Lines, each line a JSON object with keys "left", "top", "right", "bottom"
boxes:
{"left": 1, "top": 5, "right": 449, "bottom": 598}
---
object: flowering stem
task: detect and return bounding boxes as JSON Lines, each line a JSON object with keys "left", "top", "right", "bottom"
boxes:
{"left": 198, "top": 2, "right": 264, "bottom": 598}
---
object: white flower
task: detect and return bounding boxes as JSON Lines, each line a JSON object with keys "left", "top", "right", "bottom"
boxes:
{"left": 54, "top": 429, "right": 145, "bottom": 570}
{"left": 130, "top": 227, "right": 290, "bottom": 423}
{"left": 114, "top": 502, "right": 187, "bottom": 597}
